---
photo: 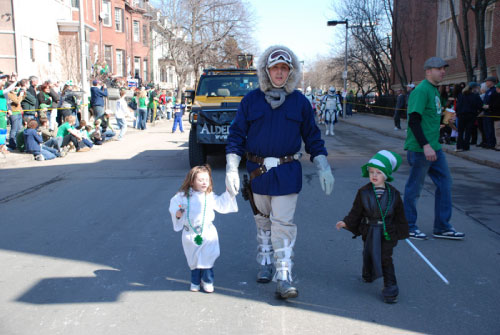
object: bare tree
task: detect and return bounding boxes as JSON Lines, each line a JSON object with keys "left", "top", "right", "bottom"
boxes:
{"left": 334, "top": 0, "right": 393, "bottom": 96}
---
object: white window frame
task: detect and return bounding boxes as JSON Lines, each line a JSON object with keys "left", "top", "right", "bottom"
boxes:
{"left": 116, "top": 50, "right": 124, "bottom": 77}
{"left": 143, "top": 59, "right": 148, "bottom": 82}
{"left": 133, "top": 21, "right": 140, "bottom": 42}
{"left": 92, "top": 0, "right": 96, "bottom": 23}
{"left": 102, "top": 0, "right": 112, "bottom": 27}
{"left": 437, "top": 0, "right": 458, "bottom": 60}
{"left": 115, "top": 8, "right": 123, "bottom": 32}
{"left": 104, "top": 45, "right": 113, "bottom": 73}
{"left": 485, "top": 4, "right": 495, "bottom": 48}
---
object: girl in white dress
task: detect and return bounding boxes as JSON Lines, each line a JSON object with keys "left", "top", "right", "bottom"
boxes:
{"left": 169, "top": 165, "right": 238, "bottom": 293}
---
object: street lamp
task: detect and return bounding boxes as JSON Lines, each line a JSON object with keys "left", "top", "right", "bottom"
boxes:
{"left": 327, "top": 19, "right": 348, "bottom": 118}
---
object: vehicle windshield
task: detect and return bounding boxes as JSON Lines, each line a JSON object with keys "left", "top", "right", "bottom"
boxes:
{"left": 196, "top": 74, "right": 259, "bottom": 97}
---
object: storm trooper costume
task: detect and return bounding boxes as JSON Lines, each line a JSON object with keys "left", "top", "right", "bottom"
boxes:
{"left": 225, "top": 45, "right": 334, "bottom": 299}
{"left": 304, "top": 86, "right": 314, "bottom": 108}
{"left": 321, "top": 86, "right": 341, "bottom": 136}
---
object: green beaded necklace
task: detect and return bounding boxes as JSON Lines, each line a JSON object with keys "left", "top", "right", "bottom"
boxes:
{"left": 373, "top": 183, "right": 391, "bottom": 241}
{"left": 186, "top": 190, "right": 207, "bottom": 245}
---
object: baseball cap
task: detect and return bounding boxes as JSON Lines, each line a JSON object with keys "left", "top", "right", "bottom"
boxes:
{"left": 92, "top": 80, "right": 98, "bottom": 85}
{"left": 423, "top": 57, "right": 449, "bottom": 70}
{"left": 407, "top": 83, "right": 415, "bottom": 89}
{"left": 485, "top": 76, "right": 498, "bottom": 83}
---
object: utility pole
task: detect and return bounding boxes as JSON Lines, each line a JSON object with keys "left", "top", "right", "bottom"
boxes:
{"left": 327, "top": 19, "right": 348, "bottom": 119}
{"left": 79, "top": 0, "right": 89, "bottom": 121}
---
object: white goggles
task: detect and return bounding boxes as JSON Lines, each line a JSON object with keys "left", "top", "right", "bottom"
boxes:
{"left": 267, "top": 49, "right": 293, "bottom": 69}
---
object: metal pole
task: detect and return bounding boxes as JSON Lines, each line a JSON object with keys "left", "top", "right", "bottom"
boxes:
{"left": 79, "top": 0, "right": 89, "bottom": 121}
{"left": 343, "top": 20, "right": 348, "bottom": 119}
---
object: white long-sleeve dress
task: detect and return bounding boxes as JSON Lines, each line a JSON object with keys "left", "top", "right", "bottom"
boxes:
{"left": 169, "top": 190, "right": 238, "bottom": 270}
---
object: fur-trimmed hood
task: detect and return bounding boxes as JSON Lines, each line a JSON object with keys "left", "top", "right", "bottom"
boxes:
{"left": 257, "top": 45, "right": 302, "bottom": 94}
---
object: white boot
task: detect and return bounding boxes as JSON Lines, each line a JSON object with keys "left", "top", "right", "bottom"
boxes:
{"left": 325, "top": 129, "right": 329, "bottom": 136}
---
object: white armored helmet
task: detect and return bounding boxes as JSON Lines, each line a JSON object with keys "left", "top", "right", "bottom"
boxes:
{"left": 305, "top": 86, "right": 312, "bottom": 94}
{"left": 328, "top": 86, "right": 336, "bottom": 95}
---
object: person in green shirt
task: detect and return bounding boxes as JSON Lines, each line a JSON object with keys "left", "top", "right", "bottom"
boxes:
{"left": 403, "top": 57, "right": 465, "bottom": 241}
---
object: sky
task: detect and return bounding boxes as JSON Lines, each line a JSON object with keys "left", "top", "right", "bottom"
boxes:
{"left": 250, "top": 0, "right": 340, "bottom": 65}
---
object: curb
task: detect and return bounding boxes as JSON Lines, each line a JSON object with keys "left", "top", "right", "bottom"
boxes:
{"left": 340, "top": 114, "right": 500, "bottom": 170}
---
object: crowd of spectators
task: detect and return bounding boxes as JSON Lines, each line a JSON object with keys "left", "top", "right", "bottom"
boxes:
{"left": 394, "top": 76, "right": 500, "bottom": 152}
{"left": 0, "top": 73, "right": 139, "bottom": 161}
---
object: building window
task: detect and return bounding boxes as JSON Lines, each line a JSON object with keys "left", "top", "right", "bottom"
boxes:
{"left": 115, "top": 8, "right": 123, "bottom": 32}
{"left": 30, "top": 38, "right": 35, "bottom": 61}
{"left": 48, "top": 43, "right": 52, "bottom": 62}
{"left": 437, "top": 0, "right": 458, "bottom": 59}
{"left": 92, "top": 0, "right": 96, "bottom": 23}
{"left": 168, "top": 68, "right": 173, "bottom": 84}
{"left": 143, "top": 60, "right": 148, "bottom": 82}
{"left": 134, "top": 57, "right": 141, "bottom": 78}
{"left": 116, "top": 50, "right": 125, "bottom": 76}
{"left": 104, "top": 45, "right": 113, "bottom": 73}
{"left": 102, "top": 0, "right": 111, "bottom": 27}
{"left": 485, "top": 4, "right": 495, "bottom": 48}
{"left": 71, "top": 0, "right": 79, "bottom": 8}
{"left": 133, "top": 20, "right": 140, "bottom": 42}
{"left": 142, "top": 24, "right": 148, "bottom": 46}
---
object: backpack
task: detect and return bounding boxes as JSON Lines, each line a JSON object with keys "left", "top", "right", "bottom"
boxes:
{"left": 128, "top": 98, "right": 137, "bottom": 110}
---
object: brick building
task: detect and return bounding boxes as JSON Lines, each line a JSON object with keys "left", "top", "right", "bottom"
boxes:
{"left": 392, "top": 0, "right": 500, "bottom": 88}
{"left": 75, "top": 0, "right": 152, "bottom": 83}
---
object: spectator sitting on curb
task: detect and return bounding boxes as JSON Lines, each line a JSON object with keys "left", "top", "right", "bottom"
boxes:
{"left": 97, "top": 111, "right": 116, "bottom": 141}
{"left": 15, "top": 117, "right": 29, "bottom": 153}
{"left": 76, "top": 120, "right": 94, "bottom": 149}
{"left": 39, "top": 116, "right": 62, "bottom": 153}
{"left": 23, "top": 119, "right": 60, "bottom": 161}
{"left": 91, "top": 119, "right": 103, "bottom": 145}
{"left": 56, "top": 115, "right": 90, "bottom": 153}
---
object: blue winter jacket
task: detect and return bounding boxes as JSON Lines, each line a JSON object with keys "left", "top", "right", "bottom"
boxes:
{"left": 226, "top": 89, "right": 328, "bottom": 196}
{"left": 90, "top": 86, "right": 108, "bottom": 107}
{"left": 23, "top": 128, "right": 43, "bottom": 155}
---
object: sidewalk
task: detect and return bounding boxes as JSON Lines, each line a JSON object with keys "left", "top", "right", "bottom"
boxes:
{"left": 340, "top": 112, "right": 500, "bottom": 169}
{"left": 0, "top": 118, "right": 142, "bottom": 169}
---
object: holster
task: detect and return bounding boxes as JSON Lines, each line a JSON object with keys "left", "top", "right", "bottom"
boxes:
{"left": 242, "top": 174, "right": 269, "bottom": 218}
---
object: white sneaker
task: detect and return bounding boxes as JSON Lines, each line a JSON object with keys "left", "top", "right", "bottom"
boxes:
{"left": 201, "top": 281, "right": 214, "bottom": 293}
{"left": 325, "top": 130, "right": 329, "bottom": 136}
{"left": 330, "top": 131, "right": 335, "bottom": 136}
{"left": 190, "top": 283, "right": 200, "bottom": 292}
{"left": 394, "top": 127, "right": 399, "bottom": 130}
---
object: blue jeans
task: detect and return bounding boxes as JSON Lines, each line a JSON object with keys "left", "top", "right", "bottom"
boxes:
{"left": 94, "top": 106, "right": 105, "bottom": 119}
{"left": 102, "top": 129, "right": 116, "bottom": 141}
{"left": 44, "top": 138, "right": 61, "bottom": 151}
{"left": 82, "top": 138, "right": 94, "bottom": 148}
{"left": 172, "top": 113, "right": 183, "bottom": 132}
{"left": 8, "top": 114, "right": 23, "bottom": 148}
{"left": 116, "top": 118, "right": 126, "bottom": 138}
{"left": 404, "top": 150, "right": 454, "bottom": 233}
{"left": 191, "top": 268, "right": 214, "bottom": 285}
{"left": 482, "top": 114, "right": 496, "bottom": 147}
{"left": 137, "top": 108, "right": 147, "bottom": 130}
{"left": 40, "top": 145, "right": 59, "bottom": 160}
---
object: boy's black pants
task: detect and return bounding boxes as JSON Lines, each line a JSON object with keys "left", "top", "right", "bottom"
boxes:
{"left": 363, "top": 239, "right": 398, "bottom": 295}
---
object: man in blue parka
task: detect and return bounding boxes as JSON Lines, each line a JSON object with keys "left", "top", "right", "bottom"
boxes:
{"left": 225, "top": 45, "right": 334, "bottom": 299}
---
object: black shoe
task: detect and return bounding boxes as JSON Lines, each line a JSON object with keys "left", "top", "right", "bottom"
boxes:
{"left": 275, "top": 280, "right": 298, "bottom": 299}
{"left": 383, "top": 295, "right": 398, "bottom": 304}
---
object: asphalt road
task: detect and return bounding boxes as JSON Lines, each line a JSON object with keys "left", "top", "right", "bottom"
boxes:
{"left": 1, "top": 120, "right": 499, "bottom": 335}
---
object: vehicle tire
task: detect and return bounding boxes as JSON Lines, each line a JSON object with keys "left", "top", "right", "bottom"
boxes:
{"left": 189, "top": 127, "right": 207, "bottom": 167}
